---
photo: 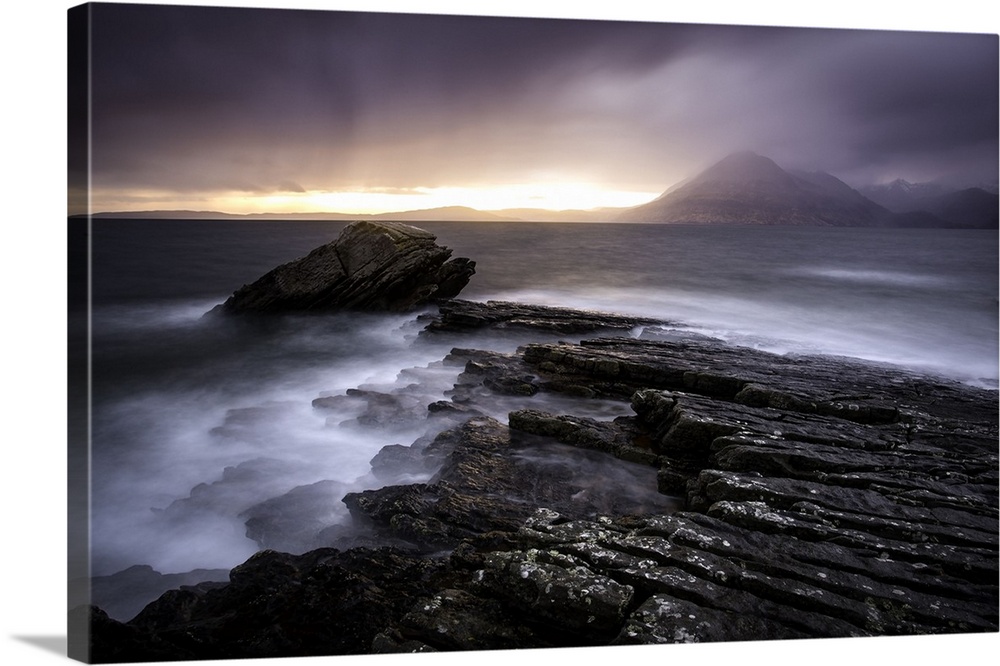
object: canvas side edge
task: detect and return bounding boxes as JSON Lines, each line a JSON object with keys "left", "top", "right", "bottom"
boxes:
{"left": 67, "top": 3, "right": 94, "bottom": 663}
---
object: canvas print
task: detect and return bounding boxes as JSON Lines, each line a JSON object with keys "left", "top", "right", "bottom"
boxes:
{"left": 67, "top": 2, "right": 999, "bottom": 663}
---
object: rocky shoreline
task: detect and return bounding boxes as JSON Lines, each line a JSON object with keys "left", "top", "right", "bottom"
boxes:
{"left": 78, "top": 297, "right": 998, "bottom": 662}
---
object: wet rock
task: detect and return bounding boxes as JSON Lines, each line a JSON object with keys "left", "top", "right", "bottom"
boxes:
{"left": 423, "top": 299, "right": 664, "bottom": 336}
{"left": 357, "top": 326, "right": 998, "bottom": 645}
{"left": 240, "top": 480, "right": 349, "bottom": 553}
{"left": 391, "top": 588, "right": 538, "bottom": 651}
{"left": 474, "top": 548, "right": 634, "bottom": 638}
{"left": 508, "top": 408, "right": 658, "bottom": 466}
{"left": 313, "top": 388, "right": 427, "bottom": 428}
{"left": 343, "top": 416, "right": 675, "bottom": 551}
{"left": 79, "top": 301, "right": 998, "bottom": 658}
{"left": 74, "top": 605, "right": 184, "bottom": 663}
{"left": 211, "top": 221, "right": 475, "bottom": 314}
{"left": 369, "top": 443, "right": 440, "bottom": 483}
{"left": 427, "top": 399, "right": 485, "bottom": 421}
{"left": 521, "top": 336, "right": 998, "bottom": 425}
{"left": 104, "top": 547, "right": 449, "bottom": 660}
{"left": 614, "top": 593, "right": 807, "bottom": 644}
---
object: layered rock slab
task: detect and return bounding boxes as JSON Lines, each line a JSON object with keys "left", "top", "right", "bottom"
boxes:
{"left": 423, "top": 299, "right": 664, "bottom": 335}
{"left": 342, "top": 416, "right": 678, "bottom": 551}
{"left": 212, "top": 221, "right": 475, "bottom": 314}
{"left": 81, "top": 300, "right": 999, "bottom": 659}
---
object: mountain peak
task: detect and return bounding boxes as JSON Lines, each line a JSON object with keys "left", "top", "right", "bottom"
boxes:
{"left": 716, "top": 150, "right": 771, "bottom": 164}
{"left": 618, "top": 152, "right": 889, "bottom": 226}
{"left": 688, "top": 151, "right": 800, "bottom": 192}
{"left": 701, "top": 151, "right": 784, "bottom": 175}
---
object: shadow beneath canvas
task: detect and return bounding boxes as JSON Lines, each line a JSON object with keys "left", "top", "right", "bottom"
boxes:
{"left": 11, "top": 635, "right": 67, "bottom": 657}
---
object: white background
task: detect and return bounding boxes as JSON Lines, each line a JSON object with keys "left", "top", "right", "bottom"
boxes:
{"left": 2, "top": 1, "right": 998, "bottom": 665}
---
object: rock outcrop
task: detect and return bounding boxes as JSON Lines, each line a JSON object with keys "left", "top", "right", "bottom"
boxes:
{"left": 343, "top": 416, "right": 678, "bottom": 551}
{"left": 422, "top": 299, "right": 664, "bottom": 336}
{"left": 79, "top": 547, "right": 449, "bottom": 662}
{"left": 80, "top": 299, "right": 998, "bottom": 661}
{"left": 212, "top": 221, "right": 475, "bottom": 314}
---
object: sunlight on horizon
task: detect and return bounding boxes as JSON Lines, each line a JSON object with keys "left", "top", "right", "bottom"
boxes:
{"left": 286, "top": 184, "right": 658, "bottom": 214}
{"left": 88, "top": 183, "right": 660, "bottom": 216}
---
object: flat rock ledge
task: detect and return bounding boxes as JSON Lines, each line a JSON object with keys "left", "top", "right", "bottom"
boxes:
{"left": 422, "top": 299, "right": 666, "bottom": 335}
{"left": 81, "top": 300, "right": 998, "bottom": 661}
{"left": 211, "top": 221, "right": 475, "bottom": 314}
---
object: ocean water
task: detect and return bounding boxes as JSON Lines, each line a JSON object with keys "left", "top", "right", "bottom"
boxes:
{"left": 79, "top": 219, "right": 998, "bottom": 578}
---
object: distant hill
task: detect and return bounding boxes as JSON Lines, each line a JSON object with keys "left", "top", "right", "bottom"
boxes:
{"left": 83, "top": 206, "right": 624, "bottom": 223}
{"left": 921, "top": 188, "right": 999, "bottom": 229}
{"left": 372, "top": 206, "right": 515, "bottom": 222}
{"left": 82, "top": 206, "right": 514, "bottom": 222}
{"left": 84, "top": 210, "right": 262, "bottom": 219}
{"left": 488, "top": 207, "right": 628, "bottom": 222}
{"left": 857, "top": 179, "right": 950, "bottom": 211}
{"left": 617, "top": 152, "right": 894, "bottom": 226}
{"left": 83, "top": 209, "right": 358, "bottom": 220}
{"left": 859, "top": 180, "right": 998, "bottom": 229}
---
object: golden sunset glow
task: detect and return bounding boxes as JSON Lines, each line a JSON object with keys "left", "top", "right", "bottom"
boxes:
{"left": 259, "top": 184, "right": 659, "bottom": 215}
{"left": 90, "top": 184, "right": 661, "bottom": 217}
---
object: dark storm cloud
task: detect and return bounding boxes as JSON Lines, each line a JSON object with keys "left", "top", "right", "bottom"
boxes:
{"left": 85, "top": 3, "right": 998, "bottom": 203}
{"left": 89, "top": 4, "right": 366, "bottom": 191}
{"left": 86, "top": 5, "right": 711, "bottom": 186}
{"left": 764, "top": 28, "right": 999, "bottom": 184}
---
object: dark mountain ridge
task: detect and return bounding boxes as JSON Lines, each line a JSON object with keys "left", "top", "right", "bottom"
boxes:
{"left": 619, "top": 152, "right": 891, "bottom": 226}
{"left": 858, "top": 179, "right": 950, "bottom": 209}
{"left": 618, "top": 152, "right": 997, "bottom": 228}
{"left": 860, "top": 180, "right": 999, "bottom": 229}
{"left": 922, "top": 187, "right": 999, "bottom": 229}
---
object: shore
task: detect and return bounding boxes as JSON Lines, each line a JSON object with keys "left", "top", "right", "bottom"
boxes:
{"left": 77, "top": 298, "right": 998, "bottom": 661}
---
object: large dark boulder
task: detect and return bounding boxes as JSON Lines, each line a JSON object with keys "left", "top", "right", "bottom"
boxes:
{"left": 212, "top": 221, "right": 475, "bottom": 314}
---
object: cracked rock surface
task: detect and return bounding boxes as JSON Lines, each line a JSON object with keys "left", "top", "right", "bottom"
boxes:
{"left": 83, "top": 299, "right": 998, "bottom": 661}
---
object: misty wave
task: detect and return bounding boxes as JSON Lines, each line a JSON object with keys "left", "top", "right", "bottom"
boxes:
{"left": 509, "top": 441, "right": 680, "bottom": 517}
{"left": 89, "top": 305, "right": 469, "bottom": 575}
{"left": 786, "top": 266, "right": 954, "bottom": 288}
{"left": 88, "top": 299, "right": 647, "bottom": 576}
{"left": 85, "top": 221, "right": 999, "bottom": 585}
{"left": 91, "top": 298, "right": 223, "bottom": 333}
{"left": 485, "top": 286, "right": 999, "bottom": 389}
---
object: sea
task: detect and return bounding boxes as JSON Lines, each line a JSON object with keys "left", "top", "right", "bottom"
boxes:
{"left": 74, "top": 219, "right": 999, "bottom": 579}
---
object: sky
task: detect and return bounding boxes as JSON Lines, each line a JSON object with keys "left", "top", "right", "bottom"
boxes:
{"left": 69, "top": 2, "right": 999, "bottom": 216}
